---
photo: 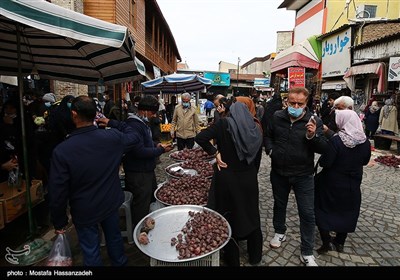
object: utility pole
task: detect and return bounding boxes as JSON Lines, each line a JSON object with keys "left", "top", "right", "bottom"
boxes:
{"left": 236, "top": 57, "right": 240, "bottom": 96}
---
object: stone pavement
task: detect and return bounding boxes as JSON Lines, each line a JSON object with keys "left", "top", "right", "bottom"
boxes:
{"left": 2, "top": 141, "right": 399, "bottom": 268}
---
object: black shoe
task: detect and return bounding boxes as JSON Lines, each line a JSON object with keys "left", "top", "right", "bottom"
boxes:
{"left": 332, "top": 241, "right": 344, "bottom": 252}
{"left": 249, "top": 256, "right": 262, "bottom": 266}
{"left": 316, "top": 242, "right": 335, "bottom": 255}
{"left": 335, "top": 243, "right": 344, "bottom": 252}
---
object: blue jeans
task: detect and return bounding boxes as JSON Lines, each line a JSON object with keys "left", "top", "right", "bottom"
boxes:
{"left": 75, "top": 211, "right": 127, "bottom": 266}
{"left": 270, "top": 170, "right": 316, "bottom": 255}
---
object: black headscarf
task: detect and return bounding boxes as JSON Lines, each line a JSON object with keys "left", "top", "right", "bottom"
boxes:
{"left": 226, "top": 102, "right": 263, "bottom": 165}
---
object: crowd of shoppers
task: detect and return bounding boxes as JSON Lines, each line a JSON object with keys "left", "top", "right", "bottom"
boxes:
{"left": 2, "top": 85, "right": 397, "bottom": 267}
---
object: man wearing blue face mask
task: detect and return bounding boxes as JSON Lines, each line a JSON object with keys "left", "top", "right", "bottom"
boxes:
{"left": 170, "top": 92, "right": 201, "bottom": 150}
{"left": 264, "top": 87, "right": 329, "bottom": 267}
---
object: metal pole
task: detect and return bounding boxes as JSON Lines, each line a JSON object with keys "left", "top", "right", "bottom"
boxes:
{"left": 16, "top": 23, "right": 36, "bottom": 240}
{"left": 236, "top": 57, "right": 240, "bottom": 96}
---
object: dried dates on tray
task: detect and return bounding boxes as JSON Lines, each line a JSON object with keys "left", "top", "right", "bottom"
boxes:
{"left": 133, "top": 205, "right": 231, "bottom": 262}
{"left": 155, "top": 176, "right": 211, "bottom": 206}
{"left": 171, "top": 210, "right": 230, "bottom": 260}
{"left": 166, "top": 160, "right": 214, "bottom": 178}
{"left": 170, "top": 147, "right": 214, "bottom": 162}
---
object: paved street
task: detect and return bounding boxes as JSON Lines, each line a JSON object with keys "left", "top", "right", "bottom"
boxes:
{"left": 1, "top": 142, "right": 399, "bottom": 268}
{"left": 254, "top": 146, "right": 400, "bottom": 267}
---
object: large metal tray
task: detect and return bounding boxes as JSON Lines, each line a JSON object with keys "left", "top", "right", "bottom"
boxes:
{"left": 154, "top": 182, "right": 171, "bottom": 206}
{"left": 133, "top": 205, "right": 231, "bottom": 263}
{"left": 154, "top": 181, "right": 207, "bottom": 207}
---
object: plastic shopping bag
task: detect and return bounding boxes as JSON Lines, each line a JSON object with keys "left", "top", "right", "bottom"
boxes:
{"left": 46, "top": 233, "right": 73, "bottom": 266}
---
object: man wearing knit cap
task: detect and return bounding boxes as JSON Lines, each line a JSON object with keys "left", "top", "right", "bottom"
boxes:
{"left": 100, "top": 95, "right": 174, "bottom": 226}
{"left": 42, "top": 93, "right": 56, "bottom": 107}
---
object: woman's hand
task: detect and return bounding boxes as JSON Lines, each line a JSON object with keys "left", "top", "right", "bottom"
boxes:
{"left": 215, "top": 152, "right": 227, "bottom": 171}
{"left": 216, "top": 104, "right": 225, "bottom": 114}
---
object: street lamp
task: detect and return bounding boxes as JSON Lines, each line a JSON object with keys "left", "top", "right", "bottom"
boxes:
{"left": 236, "top": 57, "right": 240, "bottom": 96}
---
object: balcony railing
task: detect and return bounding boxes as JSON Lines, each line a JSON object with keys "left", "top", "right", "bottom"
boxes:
{"left": 145, "top": 42, "right": 175, "bottom": 74}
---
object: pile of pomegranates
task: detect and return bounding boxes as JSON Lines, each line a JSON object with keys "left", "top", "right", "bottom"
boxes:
{"left": 374, "top": 155, "right": 400, "bottom": 168}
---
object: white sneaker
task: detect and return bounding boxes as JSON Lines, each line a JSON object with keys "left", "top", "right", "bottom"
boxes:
{"left": 300, "top": 254, "right": 318, "bottom": 267}
{"left": 269, "top": 233, "right": 286, "bottom": 248}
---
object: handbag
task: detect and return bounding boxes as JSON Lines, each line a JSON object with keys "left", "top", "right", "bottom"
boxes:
{"left": 46, "top": 233, "right": 73, "bottom": 266}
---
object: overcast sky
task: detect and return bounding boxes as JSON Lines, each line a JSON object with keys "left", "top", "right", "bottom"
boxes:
{"left": 157, "top": 0, "right": 295, "bottom": 71}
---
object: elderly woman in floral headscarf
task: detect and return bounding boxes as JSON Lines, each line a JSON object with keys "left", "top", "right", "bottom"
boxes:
{"left": 315, "top": 110, "right": 371, "bottom": 255}
{"left": 379, "top": 99, "right": 398, "bottom": 135}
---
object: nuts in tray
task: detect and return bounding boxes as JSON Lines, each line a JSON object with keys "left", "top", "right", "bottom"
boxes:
{"left": 170, "top": 210, "right": 230, "bottom": 260}
{"left": 166, "top": 159, "right": 213, "bottom": 178}
{"left": 156, "top": 176, "right": 211, "bottom": 206}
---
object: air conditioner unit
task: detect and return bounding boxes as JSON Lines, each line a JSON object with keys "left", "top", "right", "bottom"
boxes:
{"left": 356, "top": 4, "right": 377, "bottom": 19}
{"left": 356, "top": 5, "right": 367, "bottom": 18}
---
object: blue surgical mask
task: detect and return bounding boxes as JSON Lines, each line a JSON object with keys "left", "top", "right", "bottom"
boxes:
{"left": 45, "top": 102, "right": 51, "bottom": 108}
{"left": 288, "top": 106, "right": 304, "bottom": 118}
{"left": 182, "top": 102, "right": 191, "bottom": 108}
{"left": 67, "top": 102, "right": 72, "bottom": 109}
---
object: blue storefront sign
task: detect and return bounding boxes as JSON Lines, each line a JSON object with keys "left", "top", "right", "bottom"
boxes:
{"left": 254, "top": 78, "right": 270, "bottom": 87}
{"left": 204, "top": 72, "right": 230, "bottom": 86}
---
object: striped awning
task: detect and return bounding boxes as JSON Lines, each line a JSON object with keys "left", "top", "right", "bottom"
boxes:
{"left": 141, "top": 73, "right": 212, "bottom": 94}
{"left": 271, "top": 39, "right": 320, "bottom": 73}
{"left": 0, "top": 0, "right": 139, "bottom": 85}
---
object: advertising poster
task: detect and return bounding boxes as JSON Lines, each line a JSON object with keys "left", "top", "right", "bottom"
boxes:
{"left": 288, "top": 67, "right": 305, "bottom": 88}
{"left": 388, "top": 57, "right": 400, "bottom": 82}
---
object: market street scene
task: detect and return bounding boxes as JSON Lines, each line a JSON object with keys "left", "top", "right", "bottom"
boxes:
{"left": 1, "top": 0, "right": 400, "bottom": 273}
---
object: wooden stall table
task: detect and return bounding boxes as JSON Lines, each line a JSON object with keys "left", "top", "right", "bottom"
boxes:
{"left": 0, "top": 180, "right": 44, "bottom": 227}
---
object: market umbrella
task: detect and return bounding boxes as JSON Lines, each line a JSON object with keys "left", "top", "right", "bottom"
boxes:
{"left": 0, "top": 0, "right": 139, "bottom": 85}
{"left": 0, "top": 0, "right": 140, "bottom": 258}
{"left": 141, "top": 73, "right": 212, "bottom": 94}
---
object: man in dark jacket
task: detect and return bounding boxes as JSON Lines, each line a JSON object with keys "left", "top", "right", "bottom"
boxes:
{"left": 264, "top": 87, "right": 328, "bottom": 267}
{"left": 320, "top": 92, "right": 341, "bottom": 132}
{"left": 107, "top": 95, "right": 173, "bottom": 226}
{"left": 48, "top": 96, "right": 140, "bottom": 266}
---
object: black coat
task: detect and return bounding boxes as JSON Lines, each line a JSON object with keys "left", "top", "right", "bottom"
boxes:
{"left": 265, "top": 109, "right": 328, "bottom": 177}
{"left": 364, "top": 108, "right": 380, "bottom": 133}
{"left": 315, "top": 135, "right": 371, "bottom": 232}
{"left": 195, "top": 118, "right": 260, "bottom": 238}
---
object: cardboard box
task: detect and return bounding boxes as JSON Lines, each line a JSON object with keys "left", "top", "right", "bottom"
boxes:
{"left": 0, "top": 180, "right": 43, "bottom": 223}
{"left": 0, "top": 201, "right": 4, "bottom": 230}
